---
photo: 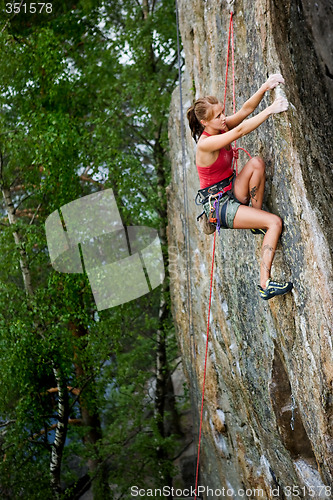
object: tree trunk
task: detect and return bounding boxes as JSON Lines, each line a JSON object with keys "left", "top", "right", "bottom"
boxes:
{"left": 0, "top": 165, "right": 69, "bottom": 497}
{"left": 1, "top": 186, "right": 34, "bottom": 297}
{"left": 49, "top": 369, "right": 70, "bottom": 498}
{"left": 155, "top": 289, "right": 173, "bottom": 491}
{"left": 70, "top": 322, "right": 110, "bottom": 499}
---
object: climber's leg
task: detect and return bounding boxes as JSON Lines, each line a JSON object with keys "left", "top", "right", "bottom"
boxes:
{"left": 232, "top": 205, "right": 282, "bottom": 288}
{"left": 233, "top": 156, "right": 265, "bottom": 209}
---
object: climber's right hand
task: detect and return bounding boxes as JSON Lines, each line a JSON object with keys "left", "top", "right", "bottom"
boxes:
{"left": 269, "top": 96, "right": 289, "bottom": 114}
{"left": 264, "top": 73, "right": 285, "bottom": 90}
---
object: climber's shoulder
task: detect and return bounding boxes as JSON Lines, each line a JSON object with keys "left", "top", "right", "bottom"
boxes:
{"left": 197, "top": 130, "right": 236, "bottom": 154}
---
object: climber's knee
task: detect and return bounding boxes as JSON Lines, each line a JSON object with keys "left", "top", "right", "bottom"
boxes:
{"left": 251, "top": 156, "right": 265, "bottom": 175}
{"left": 267, "top": 214, "right": 283, "bottom": 234}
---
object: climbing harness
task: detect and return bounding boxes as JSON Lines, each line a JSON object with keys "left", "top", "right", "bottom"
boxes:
{"left": 195, "top": 173, "right": 234, "bottom": 229}
{"left": 195, "top": 173, "right": 234, "bottom": 204}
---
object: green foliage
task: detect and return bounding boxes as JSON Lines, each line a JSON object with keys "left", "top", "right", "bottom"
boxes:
{"left": 0, "top": 0, "right": 185, "bottom": 497}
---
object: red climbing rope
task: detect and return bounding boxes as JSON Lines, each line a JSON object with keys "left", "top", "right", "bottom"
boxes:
{"left": 223, "top": 12, "right": 239, "bottom": 178}
{"left": 236, "top": 146, "right": 252, "bottom": 159}
{"left": 194, "top": 228, "right": 216, "bottom": 499}
{"left": 193, "top": 11, "right": 252, "bottom": 499}
{"left": 222, "top": 13, "right": 232, "bottom": 114}
{"left": 230, "top": 14, "right": 239, "bottom": 174}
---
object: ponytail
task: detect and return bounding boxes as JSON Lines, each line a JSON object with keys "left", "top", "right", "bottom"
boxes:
{"left": 186, "top": 96, "right": 219, "bottom": 143}
{"left": 186, "top": 106, "right": 204, "bottom": 143}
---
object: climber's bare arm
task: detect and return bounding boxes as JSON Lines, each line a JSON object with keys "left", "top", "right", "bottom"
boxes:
{"left": 225, "top": 74, "right": 285, "bottom": 129}
{"left": 198, "top": 96, "right": 288, "bottom": 154}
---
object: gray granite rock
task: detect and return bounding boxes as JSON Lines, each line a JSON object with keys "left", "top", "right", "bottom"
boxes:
{"left": 167, "top": 0, "right": 333, "bottom": 496}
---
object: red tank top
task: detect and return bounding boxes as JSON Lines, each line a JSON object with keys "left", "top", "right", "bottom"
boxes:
{"left": 196, "top": 131, "right": 234, "bottom": 189}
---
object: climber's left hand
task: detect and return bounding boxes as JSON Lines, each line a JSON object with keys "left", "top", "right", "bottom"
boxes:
{"left": 264, "top": 73, "right": 285, "bottom": 91}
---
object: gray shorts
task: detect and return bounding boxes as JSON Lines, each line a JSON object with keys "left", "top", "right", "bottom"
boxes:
{"left": 202, "top": 189, "right": 241, "bottom": 229}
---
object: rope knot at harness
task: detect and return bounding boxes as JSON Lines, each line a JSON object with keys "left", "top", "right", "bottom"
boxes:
{"left": 232, "top": 147, "right": 239, "bottom": 159}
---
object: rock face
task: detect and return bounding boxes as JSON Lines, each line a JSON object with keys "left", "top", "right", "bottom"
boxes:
{"left": 167, "top": 0, "right": 333, "bottom": 497}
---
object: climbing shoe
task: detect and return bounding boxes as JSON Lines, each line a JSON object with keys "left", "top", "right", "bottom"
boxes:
{"left": 251, "top": 228, "right": 267, "bottom": 235}
{"left": 258, "top": 279, "right": 293, "bottom": 300}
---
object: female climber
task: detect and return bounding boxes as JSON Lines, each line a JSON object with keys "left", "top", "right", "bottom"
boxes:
{"left": 187, "top": 74, "right": 293, "bottom": 300}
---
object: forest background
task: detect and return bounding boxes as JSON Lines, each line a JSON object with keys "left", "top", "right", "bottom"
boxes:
{"left": 0, "top": 0, "right": 187, "bottom": 498}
